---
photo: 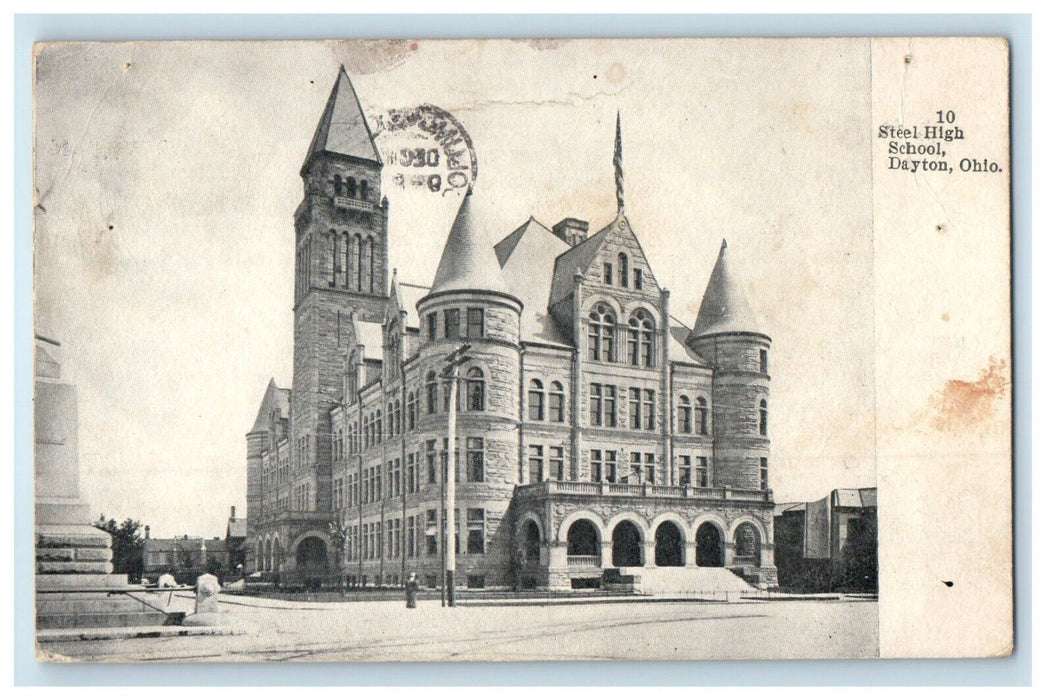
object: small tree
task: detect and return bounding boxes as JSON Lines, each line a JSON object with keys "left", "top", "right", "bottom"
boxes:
{"left": 327, "top": 519, "right": 349, "bottom": 590}
{"left": 94, "top": 515, "right": 145, "bottom": 581}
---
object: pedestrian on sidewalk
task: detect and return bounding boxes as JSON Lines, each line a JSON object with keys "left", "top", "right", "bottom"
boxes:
{"left": 405, "top": 572, "right": 419, "bottom": 609}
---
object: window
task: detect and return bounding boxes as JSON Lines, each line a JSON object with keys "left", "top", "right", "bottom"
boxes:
{"left": 442, "top": 438, "right": 460, "bottom": 483}
{"left": 588, "top": 303, "right": 616, "bottom": 362}
{"left": 630, "top": 452, "right": 641, "bottom": 480}
{"left": 466, "top": 368, "right": 485, "bottom": 411}
{"left": 629, "top": 388, "right": 641, "bottom": 429}
{"left": 528, "top": 379, "right": 545, "bottom": 421}
{"left": 528, "top": 445, "right": 544, "bottom": 483}
{"left": 407, "top": 392, "right": 417, "bottom": 430}
{"left": 695, "top": 397, "right": 708, "bottom": 435}
{"left": 696, "top": 456, "right": 709, "bottom": 487}
{"left": 467, "top": 510, "right": 485, "bottom": 554}
{"left": 466, "top": 437, "right": 485, "bottom": 482}
{"left": 467, "top": 307, "right": 484, "bottom": 338}
{"left": 759, "top": 399, "right": 768, "bottom": 436}
{"left": 628, "top": 309, "right": 655, "bottom": 367}
{"left": 386, "top": 403, "right": 394, "bottom": 439}
{"left": 590, "top": 450, "right": 603, "bottom": 482}
{"left": 589, "top": 383, "right": 602, "bottom": 426}
{"left": 407, "top": 453, "right": 417, "bottom": 494}
{"left": 394, "top": 401, "right": 401, "bottom": 435}
{"left": 426, "top": 440, "right": 437, "bottom": 484}
{"left": 678, "top": 395, "right": 692, "bottom": 433}
{"left": 644, "top": 453, "right": 656, "bottom": 484}
{"left": 759, "top": 348, "right": 768, "bottom": 374}
{"left": 633, "top": 268, "right": 643, "bottom": 290}
{"left": 603, "top": 385, "right": 616, "bottom": 427}
{"left": 444, "top": 308, "right": 461, "bottom": 339}
{"left": 426, "top": 509, "right": 438, "bottom": 556}
{"left": 643, "top": 389, "right": 656, "bottom": 430}
{"left": 603, "top": 262, "right": 613, "bottom": 284}
{"left": 760, "top": 457, "right": 768, "bottom": 490}
{"left": 359, "top": 180, "right": 369, "bottom": 201}
{"left": 605, "top": 450, "right": 617, "bottom": 483}
{"left": 407, "top": 515, "right": 416, "bottom": 558}
{"left": 549, "top": 382, "right": 565, "bottom": 422}
{"left": 679, "top": 456, "right": 692, "bottom": 486}
{"left": 333, "top": 174, "right": 344, "bottom": 197}
{"left": 618, "top": 252, "right": 629, "bottom": 287}
{"left": 426, "top": 313, "right": 438, "bottom": 341}
{"left": 426, "top": 372, "right": 439, "bottom": 413}
{"left": 393, "top": 458, "right": 401, "bottom": 497}
{"left": 549, "top": 446, "right": 565, "bottom": 481}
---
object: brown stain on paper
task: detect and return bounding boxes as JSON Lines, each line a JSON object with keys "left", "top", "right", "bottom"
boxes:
{"left": 930, "top": 356, "right": 1009, "bottom": 432}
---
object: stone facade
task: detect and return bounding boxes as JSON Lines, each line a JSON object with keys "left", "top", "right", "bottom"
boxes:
{"left": 245, "top": 68, "right": 778, "bottom": 590}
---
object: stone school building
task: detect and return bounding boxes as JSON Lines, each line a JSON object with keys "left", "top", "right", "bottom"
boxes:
{"left": 245, "top": 68, "right": 778, "bottom": 591}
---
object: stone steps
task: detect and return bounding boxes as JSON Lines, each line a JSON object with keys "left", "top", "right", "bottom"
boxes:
{"left": 37, "top": 611, "right": 169, "bottom": 629}
{"left": 36, "top": 596, "right": 169, "bottom": 614}
{"left": 36, "top": 573, "right": 129, "bottom": 589}
{"left": 617, "top": 566, "right": 759, "bottom": 595}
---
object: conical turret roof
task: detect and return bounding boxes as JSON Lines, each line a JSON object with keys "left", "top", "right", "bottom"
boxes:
{"left": 302, "top": 67, "right": 382, "bottom": 172}
{"left": 429, "top": 189, "right": 511, "bottom": 296}
{"left": 690, "top": 240, "right": 765, "bottom": 338}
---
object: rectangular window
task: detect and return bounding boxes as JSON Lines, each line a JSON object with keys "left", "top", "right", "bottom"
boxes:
{"left": 696, "top": 456, "right": 709, "bottom": 487}
{"left": 605, "top": 450, "right": 617, "bottom": 483}
{"left": 760, "top": 457, "right": 768, "bottom": 490}
{"left": 644, "top": 453, "right": 656, "bottom": 484}
{"left": 528, "top": 445, "right": 544, "bottom": 483}
{"left": 467, "top": 307, "right": 484, "bottom": 338}
{"left": 629, "top": 388, "right": 641, "bottom": 429}
{"left": 442, "top": 438, "right": 460, "bottom": 482}
{"left": 407, "top": 516, "right": 416, "bottom": 558}
{"left": 393, "top": 458, "right": 401, "bottom": 497}
{"left": 633, "top": 268, "right": 643, "bottom": 290}
{"left": 550, "top": 390, "right": 565, "bottom": 423}
{"left": 426, "top": 440, "right": 437, "bottom": 483}
{"left": 529, "top": 386, "right": 544, "bottom": 421}
{"left": 467, "top": 508, "right": 485, "bottom": 554}
{"left": 444, "top": 308, "right": 461, "bottom": 339}
{"left": 679, "top": 455, "right": 692, "bottom": 486}
{"left": 393, "top": 518, "right": 401, "bottom": 558}
{"left": 603, "top": 385, "right": 616, "bottom": 427}
{"left": 426, "top": 509, "right": 438, "bottom": 556}
{"left": 630, "top": 452, "right": 641, "bottom": 480}
{"left": 467, "top": 437, "right": 485, "bottom": 482}
{"left": 427, "top": 312, "right": 438, "bottom": 341}
{"left": 643, "top": 390, "right": 656, "bottom": 430}
{"left": 590, "top": 449, "right": 603, "bottom": 482}
{"left": 603, "top": 262, "right": 613, "bottom": 284}
{"left": 759, "top": 349, "right": 768, "bottom": 375}
{"left": 589, "top": 383, "right": 602, "bottom": 426}
{"left": 549, "top": 446, "right": 565, "bottom": 481}
{"left": 406, "top": 454, "right": 416, "bottom": 494}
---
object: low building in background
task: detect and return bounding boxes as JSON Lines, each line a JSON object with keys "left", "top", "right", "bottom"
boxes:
{"left": 774, "top": 488, "right": 877, "bottom": 593}
{"left": 142, "top": 531, "right": 234, "bottom": 584}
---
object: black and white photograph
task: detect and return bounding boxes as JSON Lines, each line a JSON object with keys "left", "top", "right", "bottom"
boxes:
{"left": 30, "top": 37, "right": 1011, "bottom": 662}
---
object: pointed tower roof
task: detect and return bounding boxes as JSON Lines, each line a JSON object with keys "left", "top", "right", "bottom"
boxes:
{"left": 302, "top": 67, "right": 382, "bottom": 173}
{"left": 249, "top": 378, "right": 290, "bottom": 434}
{"left": 690, "top": 240, "right": 766, "bottom": 338}
{"left": 428, "top": 189, "right": 511, "bottom": 297}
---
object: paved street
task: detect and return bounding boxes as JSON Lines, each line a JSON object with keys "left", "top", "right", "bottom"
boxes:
{"left": 38, "top": 595, "right": 878, "bottom": 662}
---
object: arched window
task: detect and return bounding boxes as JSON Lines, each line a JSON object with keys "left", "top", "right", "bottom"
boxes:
{"left": 678, "top": 395, "right": 692, "bottom": 433}
{"left": 466, "top": 367, "right": 485, "bottom": 411}
{"left": 334, "top": 174, "right": 343, "bottom": 197}
{"left": 330, "top": 231, "right": 339, "bottom": 286}
{"left": 549, "top": 381, "right": 565, "bottom": 423}
{"left": 528, "top": 379, "right": 545, "bottom": 421}
{"left": 759, "top": 399, "right": 768, "bottom": 436}
{"left": 346, "top": 178, "right": 357, "bottom": 198}
{"left": 386, "top": 403, "right": 394, "bottom": 439}
{"left": 393, "top": 401, "right": 401, "bottom": 435}
{"left": 618, "top": 252, "right": 629, "bottom": 287}
{"left": 375, "top": 410, "right": 382, "bottom": 443}
{"left": 628, "top": 309, "right": 655, "bottom": 367}
{"left": 352, "top": 234, "right": 361, "bottom": 291}
{"left": 426, "top": 372, "right": 439, "bottom": 414}
{"left": 588, "top": 303, "right": 616, "bottom": 362}
{"left": 341, "top": 233, "right": 350, "bottom": 288}
{"left": 695, "top": 397, "right": 709, "bottom": 435}
{"left": 407, "top": 392, "right": 417, "bottom": 430}
{"left": 362, "top": 237, "right": 374, "bottom": 294}
{"left": 359, "top": 179, "right": 369, "bottom": 201}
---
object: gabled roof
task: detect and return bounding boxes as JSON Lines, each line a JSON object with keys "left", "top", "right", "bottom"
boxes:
{"left": 302, "top": 67, "right": 382, "bottom": 173}
{"left": 249, "top": 379, "right": 290, "bottom": 434}
{"left": 226, "top": 518, "right": 247, "bottom": 539}
{"left": 350, "top": 316, "right": 385, "bottom": 360}
{"left": 396, "top": 282, "right": 430, "bottom": 329}
{"left": 498, "top": 217, "right": 572, "bottom": 346}
{"left": 548, "top": 213, "right": 626, "bottom": 307}
{"left": 690, "top": 240, "right": 765, "bottom": 338}
{"left": 668, "top": 315, "right": 707, "bottom": 366}
{"left": 428, "top": 189, "right": 511, "bottom": 297}
{"left": 832, "top": 487, "right": 878, "bottom": 509}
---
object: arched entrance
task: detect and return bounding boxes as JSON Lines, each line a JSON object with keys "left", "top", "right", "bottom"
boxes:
{"left": 612, "top": 521, "right": 643, "bottom": 567}
{"left": 733, "top": 523, "right": 761, "bottom": 567}
{"left": 566, "top": 519, "right": 600, "bottom": 565}
{"left": 295, "top": 536, "right": 328, "bottom": 586}
{"left": 655, "top": 521, "right": 684, "bottom": 567}
{"left": 520, "top": 519, "right": 541, "bottom": 564}
{"left": 695, "top": 522, "right": 724, "bottom": 567}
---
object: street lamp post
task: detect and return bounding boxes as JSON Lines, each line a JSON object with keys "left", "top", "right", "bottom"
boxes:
{"left": 442, "top": 343, "right": 471, "bottom": 608}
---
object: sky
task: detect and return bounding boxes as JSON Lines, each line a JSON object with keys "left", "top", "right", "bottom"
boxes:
{"left": 34, "top": 39, "right": 877, "bottom": 538}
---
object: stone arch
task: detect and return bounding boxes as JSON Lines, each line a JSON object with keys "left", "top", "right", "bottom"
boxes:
{"left": 516, "top": 514, "right": 543, "bottom": 565}
{"left": 291, "top": 529, "right": 331, "bottom": 555}
{"left": 605, "top": 511, "right": 650, "bottom": 541}
{"left": 732, "top": 521, "right": 762, "bottom": 567}
{"left": 566, "top": 520, "right": 601, "bottom": 558}
{"left": 611, "top": 519, "right": 645, "bottom": 567}
{"left": 556, "top": 509, "right": 606, "bottom": 543}
{"left": 580, "top": 293, "right": 624, "bottom": 319}
{"left": 727, "top": 515, "right": 770, "bottom": 546}
{"left": 654, "top": 520, "right": 685, "bottom": 567}
{"left": 694, "top": 520, "right": 726, "bottom": 567}
{"left": 647, "top": 512, "right": 690, "bottom": 541}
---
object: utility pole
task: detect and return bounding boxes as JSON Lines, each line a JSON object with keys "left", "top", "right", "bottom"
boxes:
{"left": 442, "top": 343, "right": 471, "bottom": 608}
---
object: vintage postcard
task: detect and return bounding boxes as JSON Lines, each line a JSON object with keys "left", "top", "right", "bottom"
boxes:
{"left": 31, "top": 38, "right": 1012, "bottom": 662}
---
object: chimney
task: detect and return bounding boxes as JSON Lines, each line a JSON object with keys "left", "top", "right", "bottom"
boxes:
{"left": 145, "top": 525, "right": 150, "bottom": 539}
{"left": 230, "top": 505, "right": 236, "bottom": 519}
{"left": 553, "top": 218, "right": 589, "bottom": 247}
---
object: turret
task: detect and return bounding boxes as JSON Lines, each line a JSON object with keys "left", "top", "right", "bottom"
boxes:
{"left": 687, "top": 240, "right": 771, "bottom": 492}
